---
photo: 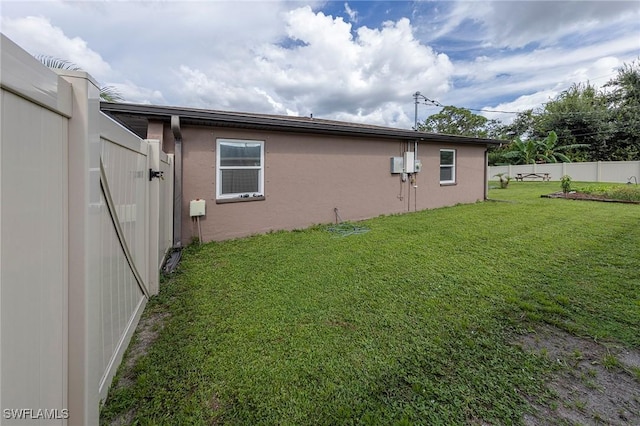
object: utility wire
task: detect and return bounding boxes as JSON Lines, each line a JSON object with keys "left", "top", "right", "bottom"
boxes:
{"left": 416, "top": 66, "right": 633, "bottom": 118}
{"left": 416, "top": 97, "right": 524, "bottom": 115}
{"left": 418, "top": 97, "right": 639, "bottom": 118}
{"left": 499, "top": 122, "right": 639, "bottom": 140}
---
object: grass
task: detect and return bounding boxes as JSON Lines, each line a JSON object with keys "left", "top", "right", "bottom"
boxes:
{"left": 100, "top": 181, "right": 639, "bottom": 425}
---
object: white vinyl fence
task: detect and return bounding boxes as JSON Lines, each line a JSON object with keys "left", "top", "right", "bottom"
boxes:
{"left": 490, "top": 161, "right": 640, "bottom": 183}
{"left": 1, "top": 34, "right": 173, "bottom": 425}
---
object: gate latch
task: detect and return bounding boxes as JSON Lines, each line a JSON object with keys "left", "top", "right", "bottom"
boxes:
{"left": 149, "top": 169, "right": 164, "bottom": 181}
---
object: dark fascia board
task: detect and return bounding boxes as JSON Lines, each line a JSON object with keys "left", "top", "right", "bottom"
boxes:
{"left": 100, "top": 102, "right": 505, "bottom": 146}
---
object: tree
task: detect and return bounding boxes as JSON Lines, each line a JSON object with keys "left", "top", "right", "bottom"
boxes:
{"left": 606, "top": 60, "right": 640, "bottom": 107}
{"left": 499, "top": 62, "right": 640, "bottom": 162}
{"left": 602, "top": 60, "right": 640, "bottom": 160}
{"left": 536, "top": 83, "right": 608, "bottom": 161}
{"left": 498, "top": 109, "right": 538, "bottom": 141}
{"left": 422, "top": 60, "right": 639, "bottom": 164}
{"left": 418, "top": 106, "right": 489, "bottom": 137}
{"left": 487, "top": 146, "right": 511, "bottom": 166}
{"left": 35, "top": 55, "right": 123, "bottom": 102}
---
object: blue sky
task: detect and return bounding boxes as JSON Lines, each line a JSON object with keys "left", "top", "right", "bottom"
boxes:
{"left": 2, "top": 1, "right": 638, "bottom": 128}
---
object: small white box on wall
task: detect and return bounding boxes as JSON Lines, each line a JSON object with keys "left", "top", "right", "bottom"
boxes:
{"left": 190, "top": 199, "right": 206, "bottom": 217}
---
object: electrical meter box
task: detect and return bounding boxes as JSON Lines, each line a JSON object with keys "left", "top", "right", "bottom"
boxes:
{"left": 414, "top": 159, "right": 422, "bottom": 172}
{"left": 390, "top": 157, "right": 404, "bottom": 174}
{"left": 190, "top": 199, "right": 206, "bottom": 217}
{"left": 404, "top": 151, "right": 415, "bottom": 173}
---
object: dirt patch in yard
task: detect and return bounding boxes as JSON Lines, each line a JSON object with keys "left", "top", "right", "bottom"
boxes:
{"left": 516, "top": 324, "right": 640, "bottom": 425}
{"left": 104, "top": 309, "right": 170, "bottom": 426}
{"left": 118, "top": 310, "right": 170, "bottom": 389}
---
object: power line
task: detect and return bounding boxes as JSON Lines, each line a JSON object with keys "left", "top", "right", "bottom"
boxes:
{"left": 557, "top": 122, "right": 640, "bottom": 139}
{"left": 502, "top": 121, "right": 639, "bottom": 140}
{"left": 414, "top": 66, "right": 631, "bottom": 118}
{"left": 467, "top": 107, "right": 521, "bottom": 114}
{"left": 416, "top": 94, "right": 639, "bottom": 120}
{"left": 414, "top": 94, "right": 523, "bottom": 116}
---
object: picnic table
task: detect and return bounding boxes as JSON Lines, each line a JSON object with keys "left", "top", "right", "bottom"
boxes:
{"left": 515, "top": 173, "right": 551, "bottom": 182}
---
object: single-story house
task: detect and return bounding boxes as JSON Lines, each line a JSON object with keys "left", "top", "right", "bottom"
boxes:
{"left": 101, "top": 102, "right": 502, "bottom": 243}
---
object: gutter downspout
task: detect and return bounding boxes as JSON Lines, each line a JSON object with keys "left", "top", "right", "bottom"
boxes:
{"left": 484, "top": 147, "right": 489, "bottom": 200}
{"left": 171, "top": 115, "right": 183, "bottom": 247}
{"left": 414, "top": 139, "right": 418, "bottom": 211}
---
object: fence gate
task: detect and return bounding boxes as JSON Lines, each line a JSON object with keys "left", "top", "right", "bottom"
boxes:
{"left": 96, "top": 114, "right": 153, "bottom": 400}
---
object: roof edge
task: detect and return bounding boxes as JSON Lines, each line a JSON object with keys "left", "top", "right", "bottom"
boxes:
{"left": 100, "top": 101, "right": 505, "bottom": 146}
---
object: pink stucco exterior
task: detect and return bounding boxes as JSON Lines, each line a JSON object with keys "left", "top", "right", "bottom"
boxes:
{"left": 149, "top": 122, "right": 488, "bottom": 243}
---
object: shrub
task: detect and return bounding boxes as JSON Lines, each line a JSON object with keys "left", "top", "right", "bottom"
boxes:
{"left": 560, "top": 175, "right": 572, "bottom": 195}
{"left": 494, "top": 173, "right": 511, "bottom": 189}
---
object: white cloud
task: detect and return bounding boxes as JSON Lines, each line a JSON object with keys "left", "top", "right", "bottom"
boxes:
{"left": 415, "top": 0, "right": 639, "bottom": 123}
{"left": 446, "top": 0, "right": 640, "bottom": 49}
{"left": 332, "top": 102, "right": 415, "bottom": 128}
{"left": 481, "top": 91, "right": 557, "bottom": 124}
{"left": 443, "top": 24, "right": 638, "bottom": 123}
{"left": 0, "top": 15, "right": 112, "bottom": 80}
{"left": 477, "top": 56, "right": 629, "bottom": 124}
{"left": 176, "top": 6, "right": 454, "bottom": 125}
{"left": 458, "top": 33, "right": 639, "bottom": 82}
{"left": 344, "top": 2, "right": 359, "bottom": 23}
{"left": 1, "top": 1, "right": 637, "bottom": 129}
{"left": 111, "top": 81, "right": 166, "bottom": 105}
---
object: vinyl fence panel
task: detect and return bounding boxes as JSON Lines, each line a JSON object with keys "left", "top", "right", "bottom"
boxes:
{"left": 1, "top": 34, "right": 173, "bottom": 426}
{"left": 1, "top": 47, "right": 71, "bottom": 425}
{"left": 489, "top": 161, "right": 640, "bottom": 183}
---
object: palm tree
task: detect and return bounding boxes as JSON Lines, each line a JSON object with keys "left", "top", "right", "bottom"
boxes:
{"left": 502, "top": 138, "right": 539, "bottom": 164}
{"left": 97, "top": 86, "right": 124, "bottom": 103}
{"left": 35, "top": 55, "right": 123, "bottom": 102}
{"left": 502, "top": 131, "right": 588, "bottom": 164}
{"left": 536, "top": 131, "right": 589, "bottom": 163}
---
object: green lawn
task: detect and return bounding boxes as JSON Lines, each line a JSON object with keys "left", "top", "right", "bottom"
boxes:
{"left": 101, "top": 181, "right": 639, "bottom": 425}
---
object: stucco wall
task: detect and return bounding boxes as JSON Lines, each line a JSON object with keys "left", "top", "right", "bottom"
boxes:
{"left": 161, "top": 124, "right": 487, "bottom": 242}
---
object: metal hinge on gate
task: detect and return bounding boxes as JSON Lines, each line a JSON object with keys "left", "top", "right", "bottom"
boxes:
{"left": 149, "top": 169, "right": 164, "bottom": 181}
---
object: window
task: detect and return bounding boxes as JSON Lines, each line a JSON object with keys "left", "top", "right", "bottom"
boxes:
{"left": 216, "top": 139, "right": 264, "bottom": 200}
{"left": 440, "top": 149, "right": 456, "bottom": 184}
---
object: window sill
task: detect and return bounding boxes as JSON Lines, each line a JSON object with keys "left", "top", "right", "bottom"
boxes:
{"left": 440, "top": 182, "right": 457, "bottom": 187}
{"left": 216, "top": 196, "right": 265, "bottom": 204}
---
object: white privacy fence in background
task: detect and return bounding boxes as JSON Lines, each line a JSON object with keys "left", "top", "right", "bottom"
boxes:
{"left": 490, "top": 161, "right": 640, "bottom": 183}
{"left": 1, "top": 34, "right": 173, "bottom": 425}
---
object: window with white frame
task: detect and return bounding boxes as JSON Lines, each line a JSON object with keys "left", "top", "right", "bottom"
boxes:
{"left": 216, "top": 139, "right": 264, "bottom": 200}
{"left": 439, "top": 149, "right": 456, "bottom": 184}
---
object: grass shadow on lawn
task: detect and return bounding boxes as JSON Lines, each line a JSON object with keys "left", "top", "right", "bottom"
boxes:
{"left": 101, "top": 181, "right": 639, "bottom": 425}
